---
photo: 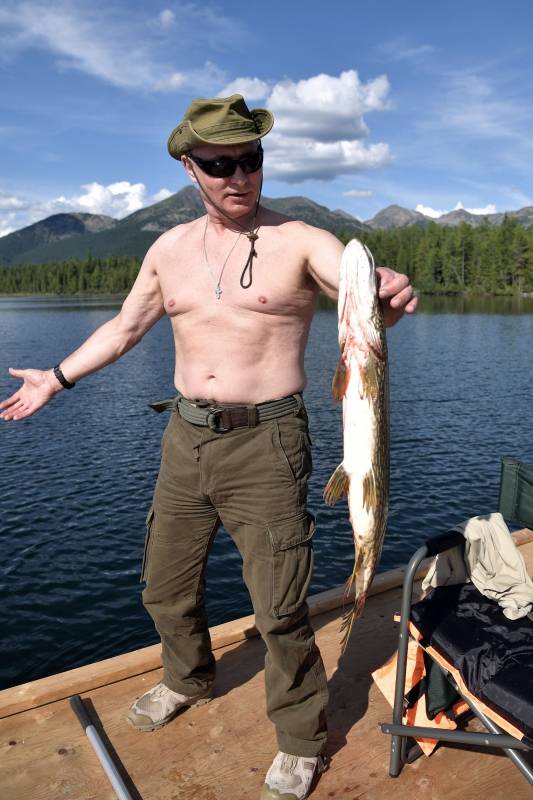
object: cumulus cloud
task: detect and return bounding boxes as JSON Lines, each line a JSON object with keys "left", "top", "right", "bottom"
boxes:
{"left": 218, "top": 77, "right": 270, "bottom": 101}
{"left": 268, "top": 70, "right": 390, "bottom": 141}
{"left": 0, "top": 182, "right": 174, "bottom": 237}
{"left": 152, "top": 188, "right": 173, "bottom": 203}
{"left": 0, "top": 1, "right": 237, "bottom": 92}
{"left": 415, "top": 201, "right": 497, "bottom": 218}
{"left": 254, "top": 70, "right": 391, "bottom": 182}
{"left": 343, "top": 189, "right": 373, "bottom": 198}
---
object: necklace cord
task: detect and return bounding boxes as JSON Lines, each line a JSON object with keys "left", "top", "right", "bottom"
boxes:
{"left": 188, "top": 161, "right": 262, "bottom": 291}
{"left": 203, "top": 217, "right": 242, "bottom": 298}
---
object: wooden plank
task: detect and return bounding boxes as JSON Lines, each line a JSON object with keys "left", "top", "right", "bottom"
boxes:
{"left": 1, "top": 574, "right": 529, "bottom": 800}
{"left": 1, "top": 529, "right": 531, "bottom": 719}
{"left": 0, "top": 562, "right": 429, "bottom": 719}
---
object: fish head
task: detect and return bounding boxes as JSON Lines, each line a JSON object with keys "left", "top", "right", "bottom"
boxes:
{"left": 341, "top": 239, "right": 378, "bottom": 314}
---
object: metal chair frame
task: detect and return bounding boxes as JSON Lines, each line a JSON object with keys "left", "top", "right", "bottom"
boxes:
{"left": 380, "top": 457, "right": 533, "bottom": 786}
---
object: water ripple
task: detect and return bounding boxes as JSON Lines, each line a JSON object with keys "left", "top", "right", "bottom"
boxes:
{"left": 0, "top": 299, "right": 532, "bottom": 688}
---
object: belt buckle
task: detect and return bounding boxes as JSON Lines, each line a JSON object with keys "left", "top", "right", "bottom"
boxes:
{"left": 207, "top": 408, "right": 232, "bottom": 433}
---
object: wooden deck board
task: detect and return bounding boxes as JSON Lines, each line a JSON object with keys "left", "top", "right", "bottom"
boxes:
{"left": 1, "top": 535, "right": 532, "bottom": 800}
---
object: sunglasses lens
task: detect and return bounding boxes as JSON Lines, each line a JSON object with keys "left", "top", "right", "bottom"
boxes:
{"left": 207, "top": 159, "right": 236, "bottom": 178}
{"left": 192, "top": 148, "right": 263, "bottom": 178}
{"left": 243, "top": 149, "right": 263, "bottom": 173}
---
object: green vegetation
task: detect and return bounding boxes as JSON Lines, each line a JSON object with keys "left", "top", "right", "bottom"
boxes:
{"left": 0, "top": 255, "right": 141, "bottom": 295}
{"left": 1, "top": 216, "right": 532, "bottom": 296}
{"left": 344, "top": 216, "right": 533, "bottom": 295}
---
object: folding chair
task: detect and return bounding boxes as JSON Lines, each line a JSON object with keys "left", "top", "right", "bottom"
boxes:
{"left": 380, "top": 457, "right": 533, "bottom": 786}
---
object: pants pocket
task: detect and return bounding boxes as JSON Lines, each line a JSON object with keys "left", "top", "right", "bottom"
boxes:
{"left": 272, "top": 420, "right": 313, "bottom": 483}
{"left": 267, "top": 513, "right": 315, "bottom": 618}
{"left": 140, "top": 506, "right": 155, "bottom": 583}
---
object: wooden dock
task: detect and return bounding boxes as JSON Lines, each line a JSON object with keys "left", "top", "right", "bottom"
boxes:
{"left": 1, "top": 530, "right": 532, "bottom": 800}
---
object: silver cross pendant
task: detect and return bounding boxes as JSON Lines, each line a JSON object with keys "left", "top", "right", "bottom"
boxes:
{"left": 215, "top": 285, "right": 222, "bottom": 300}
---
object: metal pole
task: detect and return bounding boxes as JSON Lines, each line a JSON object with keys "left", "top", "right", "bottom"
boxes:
{"left": 389, "top": 545, "right": 428, "bottom": 777}
{"left": 70, "top": 695, "right": 135, "bottom": 800}
{"left": 382, "top": 723, "right": 531, "bottom": 750}
{"left": 459, "top": 693, "right": 533, "bottom": 786}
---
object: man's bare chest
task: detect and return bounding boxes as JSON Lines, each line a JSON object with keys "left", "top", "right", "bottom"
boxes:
{"left": 158, "top": 235, "right": 315, "bottom": 318}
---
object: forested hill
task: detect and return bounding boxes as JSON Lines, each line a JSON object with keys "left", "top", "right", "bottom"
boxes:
{"left": 1, "top": 216, "right": 532, "bottom": 295}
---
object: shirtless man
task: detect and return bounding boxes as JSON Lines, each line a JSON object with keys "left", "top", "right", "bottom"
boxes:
{"left": 0, "top": 95, "right": 416, "bottom": 800}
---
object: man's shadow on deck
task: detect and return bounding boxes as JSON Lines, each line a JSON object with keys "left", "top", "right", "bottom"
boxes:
{"left": 211, "top": 599, "right": 399, "bottom": 763}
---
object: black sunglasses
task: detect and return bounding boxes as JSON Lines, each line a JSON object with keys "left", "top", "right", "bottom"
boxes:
{"left": 187, "top": 145, "right": 263, "bottom": 178}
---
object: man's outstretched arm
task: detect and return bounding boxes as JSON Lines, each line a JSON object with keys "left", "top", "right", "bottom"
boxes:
{"left": 305, "top": 227, "right": 418, "bottom": 326}
{"left": 0, "top": 249, "right": 165, "bottom": 421}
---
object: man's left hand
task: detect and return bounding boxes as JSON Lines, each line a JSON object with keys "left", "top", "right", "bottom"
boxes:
{"left": 376, "top": 267, "right": 418, "bottom": 328}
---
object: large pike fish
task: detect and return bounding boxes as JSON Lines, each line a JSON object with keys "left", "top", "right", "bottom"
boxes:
{"left": 324, "top": 238, "right": 389, "bottom": 649}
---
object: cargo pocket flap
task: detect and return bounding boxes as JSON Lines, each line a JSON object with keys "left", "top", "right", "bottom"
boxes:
{"left": 267, "top": 513, "right": 315, "bottom": 552}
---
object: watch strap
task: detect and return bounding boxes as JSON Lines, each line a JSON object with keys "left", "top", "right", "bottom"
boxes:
{"left": 53, "top": 364, "right": 76, "bottom": 389}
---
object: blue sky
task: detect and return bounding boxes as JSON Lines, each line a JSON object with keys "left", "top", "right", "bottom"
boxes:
{"left": 1, "top": 0, "right": 533, "bottom": 235}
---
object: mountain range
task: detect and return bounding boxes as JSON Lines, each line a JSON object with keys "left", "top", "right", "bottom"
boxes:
{"left": 1, "top": 187, "right": 532, "bottom": 266}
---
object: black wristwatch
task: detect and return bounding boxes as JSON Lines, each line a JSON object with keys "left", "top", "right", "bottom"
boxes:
{"left": 53, "top": 364, "right": 76, "bottom": 390}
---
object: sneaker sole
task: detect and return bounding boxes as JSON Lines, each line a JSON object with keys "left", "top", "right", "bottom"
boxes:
{"left": 127, "top": 694, "right": 213, "bottom": 732}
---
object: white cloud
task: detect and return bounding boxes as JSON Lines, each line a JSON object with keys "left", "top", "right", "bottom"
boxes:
{"left": 415, "top": 204, "right": 444, "bottom": 219}
{"left": 0, "top": 1, "right": 237, "bottom": 92}
{"left": 152, "top": 188, "right": 173, "bottom": 203}
{"left": 265, "top": 136, "right": 390, "bottom": 183}
{"left": 158, "top": 9, "right": 175, "bottom": 28}
{"left": 377, "top": 38, "right": 435, "bottom": 63}
{"left": 268, "top": 70, "right": 390, "bottom": 142}
{"left": 257, "top": 70, "right": 392, "bottom": 182}
{"left": 0, "top": 182, "right": 174, "bottom": 237}
{"left": 53, "top": 181, "right": 147, "bottom": 216}
{"left": 0, "top": 192, "right": 28, "bottom": 211}
{"left": 415, "top": 201, "right": 497, "bottom": 218}
{"left": 343, "top": 189, "right": 373, "bottom": 198}
{"left": 218, "top": 77, "right": 270, "bottom": 101}
{"left": 430, "top": 72, "right": 532, "bottom": 141}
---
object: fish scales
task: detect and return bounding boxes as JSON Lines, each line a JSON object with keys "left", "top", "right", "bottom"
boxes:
{"left": 324, "top": 238, "right": 389, "bottom": 650}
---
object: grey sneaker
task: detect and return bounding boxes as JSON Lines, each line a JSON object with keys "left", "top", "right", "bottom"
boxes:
{"left": 260, "top": 751, "right": 320, "bottom": 800}
{"left": 127, "top": 681, "right": 212, "bottom": 731}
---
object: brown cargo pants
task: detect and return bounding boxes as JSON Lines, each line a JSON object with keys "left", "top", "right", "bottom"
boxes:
{"left": 141, "top": 395, "right": 328, "bottom": 756}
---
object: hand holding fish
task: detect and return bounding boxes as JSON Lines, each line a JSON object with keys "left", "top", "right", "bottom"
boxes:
{"left": 376, "top": 266, "right": 418, "bottom": 327}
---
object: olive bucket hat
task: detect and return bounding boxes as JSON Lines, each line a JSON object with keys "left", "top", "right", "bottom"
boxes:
{"left": 167, "top": 94, "right": 274, "bottom": 160}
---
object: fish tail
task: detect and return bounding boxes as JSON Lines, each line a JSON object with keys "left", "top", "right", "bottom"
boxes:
{"left": 323, "top": 463, "right": 350, "bottom": 506}
{"left": 339, "top": 584, "right": 366, "bottom": 653}
{"left": 338, "top": 542, "right": 369, "bottom": 652}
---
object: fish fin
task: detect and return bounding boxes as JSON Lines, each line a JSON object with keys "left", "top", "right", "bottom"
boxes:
{"left": 362, "top": 470, "right": 377, "bottom": 511}
{"left": 331, "top": 356, "right": 349, "bottom": 401}
{"left": 323, "top": 463, "right": 350, "bottom": 506}
{"left": 360, "top": 358, "right": 380, "bottom": 403}
{"left": 363, "top": 323, "right": 386, "bottom": 363}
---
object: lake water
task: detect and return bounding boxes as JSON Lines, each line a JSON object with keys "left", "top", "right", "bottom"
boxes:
{"left": 1, "top": 294, "right": 532, "bottom": 690}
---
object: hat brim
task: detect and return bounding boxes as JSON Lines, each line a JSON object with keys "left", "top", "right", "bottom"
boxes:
{"left": 168, "top": 108, "right": 274, "bottom": 160}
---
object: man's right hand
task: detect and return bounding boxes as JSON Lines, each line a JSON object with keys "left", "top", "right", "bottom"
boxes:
{"left": 0, "top": 368, "right": 62, "bottom": 421}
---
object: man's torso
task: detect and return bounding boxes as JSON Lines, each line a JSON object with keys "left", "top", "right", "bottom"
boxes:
{"left": 152, "top": 208, "right": 330, "bottom": 404}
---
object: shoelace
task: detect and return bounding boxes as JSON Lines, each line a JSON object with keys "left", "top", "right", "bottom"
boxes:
{"left": 280, "top": 755, "right": 300, "bottom": 775}
{"left": 151, "top": 683, "right": 170, "bottom": 700}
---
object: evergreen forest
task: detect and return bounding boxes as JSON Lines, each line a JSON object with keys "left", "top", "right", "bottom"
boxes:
{"left": 1, "top": 217, "right": 533, "bottom": 296}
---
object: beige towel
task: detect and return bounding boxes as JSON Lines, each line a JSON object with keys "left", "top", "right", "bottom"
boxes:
{"left": 422, "top": 512, "right": 533, "bottom": 620}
